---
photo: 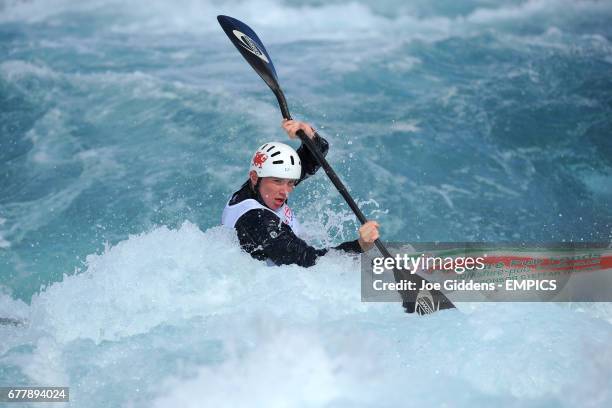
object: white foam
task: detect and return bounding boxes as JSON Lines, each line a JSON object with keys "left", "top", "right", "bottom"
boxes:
{"left": 152, "top": 327, "right": 401, "bottom": 408}
{"left": 24, "top": 222, "right": 380, "bottom": 344}
{"left": 0, "top": 218, "right": 9, "bottom": 249}
{"left": 467, "top": 0, "right": 612, "bottom": 25}
{"left": 1, "top": 224, "right": 612, "bottom": 405}
{"left": 0, "top": 0, "right": 450, "bottom": 44}
{"left": 420, "top": 183, "right": 473, "bottom": 210}
{"left": 0, "top": 60, "right": 59, "bottom": 81}
{"left": 474, "top": 175, "right": 521, "bottom": 197}
{"left": 148, "top": 303, "right": 612, "bottom": 407}
{"left": 0, "top": 290, "right": 30, "bottom": 355}
{"left": 3, "top": 0, "right": 612, "bottom": 46}
{"left": 391, "top": 119, "right": 421, "bottom": 133}
{"left": 0, "top": 289, "right": 28, "bottom": 322}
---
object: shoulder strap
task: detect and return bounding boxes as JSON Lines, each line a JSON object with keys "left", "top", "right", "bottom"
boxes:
{"left": 222, "top": 198, "right": 301, "bottom": 237}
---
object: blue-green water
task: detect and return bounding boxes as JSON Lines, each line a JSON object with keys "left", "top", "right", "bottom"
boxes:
{"left": 1, "top": 0, "right": 612, "bottom": 407}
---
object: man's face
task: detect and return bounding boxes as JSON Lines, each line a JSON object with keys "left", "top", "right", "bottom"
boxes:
{"left": 250, "top": 172, "right": 296, "bottom": 210}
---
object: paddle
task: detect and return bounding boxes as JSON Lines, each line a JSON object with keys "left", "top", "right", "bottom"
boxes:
{"left": 217, "top": 15, "right": 455, "bottom": 314}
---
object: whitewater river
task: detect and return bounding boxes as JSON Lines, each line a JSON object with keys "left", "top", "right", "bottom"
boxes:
{"left": 1, "top": 0, "right": 611, "bottom": 406}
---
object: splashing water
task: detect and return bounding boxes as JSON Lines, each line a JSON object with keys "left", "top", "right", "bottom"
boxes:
{"left": 1, "top": 0, "right": 612, "bottom": 406}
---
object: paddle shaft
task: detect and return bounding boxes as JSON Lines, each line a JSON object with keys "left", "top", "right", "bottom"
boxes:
{"left": 275, "top": 89, "right": 392, "bottom": 256}
{"left": 296, "top": 128, "right": 392, "bottom": 258}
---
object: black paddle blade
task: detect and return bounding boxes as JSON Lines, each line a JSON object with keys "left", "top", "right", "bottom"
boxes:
{"left": 217, "top": 15, "right": 291, "bottom": 119}
{"left": 217, "top": 15, "right": 281, "bottom": 93}
{"left": 393, "top": 269, "right": 455, "bottom": 315}
{"left": 393, "top": 268, "right": 456, "bottom": 315}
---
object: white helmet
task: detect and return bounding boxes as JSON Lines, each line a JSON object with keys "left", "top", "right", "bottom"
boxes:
{"left": 249, "top": 142, "right": 302, "bottom": 180}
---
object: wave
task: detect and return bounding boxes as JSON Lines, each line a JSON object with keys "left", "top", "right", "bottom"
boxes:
{"left": 2, "top": 0, "right": 611, "bottom": 42}
{"left": 1, "top": 222, "right": 612, "bottom": 406}
{"left": 3, "top": 222, "right": 379, "bottom": 345}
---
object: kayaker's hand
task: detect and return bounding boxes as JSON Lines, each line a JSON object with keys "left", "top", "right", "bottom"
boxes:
{"left": 282, "top": 119, "right": 316, "bottom": 140}
{"left": 358, "top": 221, "right": 379, "bottom": 252}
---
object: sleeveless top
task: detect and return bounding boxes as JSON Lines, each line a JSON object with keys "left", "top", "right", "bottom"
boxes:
{"left": 221, "top": 198, "right": 303, "bottom": 238}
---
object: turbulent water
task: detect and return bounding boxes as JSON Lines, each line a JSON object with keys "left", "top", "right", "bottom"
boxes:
{"left": 1, "top": 0, "right": 612, "bottom": 406}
